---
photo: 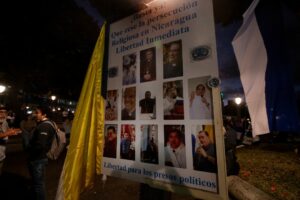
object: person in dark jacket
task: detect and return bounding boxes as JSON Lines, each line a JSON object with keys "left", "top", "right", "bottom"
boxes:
{"left": 224, "top": 119, "right": 240, "bottom": 175}
{"left": 27, "top": 106, "right": 55, "bottom": 200}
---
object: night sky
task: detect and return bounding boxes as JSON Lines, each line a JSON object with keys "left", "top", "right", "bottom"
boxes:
{"left": 0, "top": 0, "right": 299, "bottom": 102}
{"left": 215, "top": 0, "right": 300, "bottom": 101}
{"left": 0, "top": 0, "right": 101, "bottom": 100}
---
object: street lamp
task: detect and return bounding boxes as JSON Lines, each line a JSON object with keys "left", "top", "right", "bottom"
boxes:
{"left": 234, "top": 97, "right": 242, "bottom": 118}
{"left": 235, "top": 97, "right": 242, "bottom": 105}
{"left": 0, "top": 85, "right": 6, "bottom": 94}
{"left": 50, "top": 95, "right": 56, "bottom": 101}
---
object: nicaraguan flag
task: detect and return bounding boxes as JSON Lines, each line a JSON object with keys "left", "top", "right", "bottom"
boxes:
{"left": 232, "top": 0, "right": 299, "bottom": 136}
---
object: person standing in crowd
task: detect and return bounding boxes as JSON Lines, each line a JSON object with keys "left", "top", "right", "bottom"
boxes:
{"left": 190, "top": 83, "right": 212, "bottom": 119}
{"left": 140, "top": 47, "right": 156, "bottom": 82}
{"left": 20, "top": 113, "right": 37, "bottom": 134}
{"left": 6, "top": 110, "right": 16, "bottom": 127}
{"left": 224, "top": 119, "right": 240, "bottom": 175}
{"left": 163, "top": 40, "right": 183, "bottom": 79}
{"left": 62, "top": 114, "right": 73, "bottom": 138}
{"left": 193, "top": 130, "right": 217, "bottom": 173}
{"left": 26, "top": 106, "right": 56, "bottom": 200}
{"left": 0, "top": 105, "right": 10, "bottom": 174}
{"left": 0, "top": 105, "right": 21, "bottom": 175}
{"left": 165, "top": 129, "right": 186, "bottom": 168}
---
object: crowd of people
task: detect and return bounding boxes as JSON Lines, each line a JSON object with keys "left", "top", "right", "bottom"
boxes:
{"left": 0, "top": 98, "right": 262, "bottom": 200}
{"left": 0, "top": 105, "right": 22, "bottom": 175}
{"left": 0, "top": 98, "right": 250, "bottom": 200}
{"left": 0, "top": 104, "right": 73, "bottom": 200}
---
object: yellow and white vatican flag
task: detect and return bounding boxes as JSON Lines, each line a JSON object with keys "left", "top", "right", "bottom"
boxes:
{"left": 55, "top": 23, "right": 106, "bottom": 200}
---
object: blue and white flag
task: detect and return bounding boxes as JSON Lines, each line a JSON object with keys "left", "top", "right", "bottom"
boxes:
{"left": 232, "top": 0, "right": 299, "bottom": 136}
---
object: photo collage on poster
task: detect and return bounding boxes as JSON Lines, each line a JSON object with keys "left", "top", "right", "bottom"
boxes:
{"left": 104, "top": 39, "right": 217, "bottom": 175}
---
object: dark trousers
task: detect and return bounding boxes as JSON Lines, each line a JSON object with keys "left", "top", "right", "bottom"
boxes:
{"left": 28, "top": 158, "right": 48, "bottom": 200}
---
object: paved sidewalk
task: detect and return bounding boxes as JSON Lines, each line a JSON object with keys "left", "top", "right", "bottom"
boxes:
{"left": 0, "top": 149, "right": 64, "bottom": 200}
{"left": 1, "top": 145, "right": 192, "bottom": 200}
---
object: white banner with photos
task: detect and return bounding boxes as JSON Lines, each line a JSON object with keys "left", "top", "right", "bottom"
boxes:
{"left": 102, "top": 0, "right": 226, "bottom": 197}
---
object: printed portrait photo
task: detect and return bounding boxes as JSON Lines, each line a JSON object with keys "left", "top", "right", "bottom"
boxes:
{"left": 163, "top": 40, "right": 183, "bottom": 79}
{"left": 188, "top": 76, "right": 212, "bottom": 120}
{"left": 164, "top": 125, "right": 186, "bottom": 168}
{"left": 121, "top": 87, "right": 136, "bottom": 120}
{"left": 191, "top": 124, "right": 217, "bottom": 173}
{"left": 140, "top": 125, "right": 158, "bottom": 164}
{"left": 103, "top": 124, "right": 118, "bottom": 158}
{"left": 139, "top": 89, "right": 156, "bottom": 120}
{"left": 140, "top": 47, "right": 156, "bottom": 83}
{"left": 123, "top": 53, "right": 137, "bottom": 85}
{"left": 120, "top": 124, "right": 136, "bottom": 160}
{"left": 163, "top": 80, "right": 184, "bottom": 120}
{"left": 105, "top": 90, "right": 118, "bottom": 121}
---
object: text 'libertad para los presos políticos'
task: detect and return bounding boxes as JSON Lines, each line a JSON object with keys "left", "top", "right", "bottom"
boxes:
{"left": 103, "top": 161, "right": 217, "bottom": 190}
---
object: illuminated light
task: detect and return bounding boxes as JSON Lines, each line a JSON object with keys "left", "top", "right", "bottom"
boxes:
{"left": 50, "top": 95, "right": 56, "bottom": 101}
{"left": 52, "top": 108, "right": 56, "bottom": 112}
{"left": 235, "top": 97, "right": 242, "bottom": 105}
{"left": 71, "top": 110, "right": 75, "bottom": 114}
{"left": 26, "top": 110, "right": 33, "bottom": 114}
{"left": 57, "top": 107, "right": 61, "bottom": 111}
{"left": 26, "top": 106, "right": 30, "bottom": 109}
{"left": 0, "top": 85, "right": 6, "bottom": 93}
{"left": 69, "top": 101, "right": 72, "bottom": 105}
{"left": 145, "top": 0, "right": 161, "bottom": 7}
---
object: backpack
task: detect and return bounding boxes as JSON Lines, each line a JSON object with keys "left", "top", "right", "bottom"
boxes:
{"left": 44, "top": 121, "right": 66, "bottom": 160}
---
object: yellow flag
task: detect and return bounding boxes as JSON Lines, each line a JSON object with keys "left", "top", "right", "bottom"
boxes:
{"left": 55, "top": 23, "right": 106, "bottom": 200}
